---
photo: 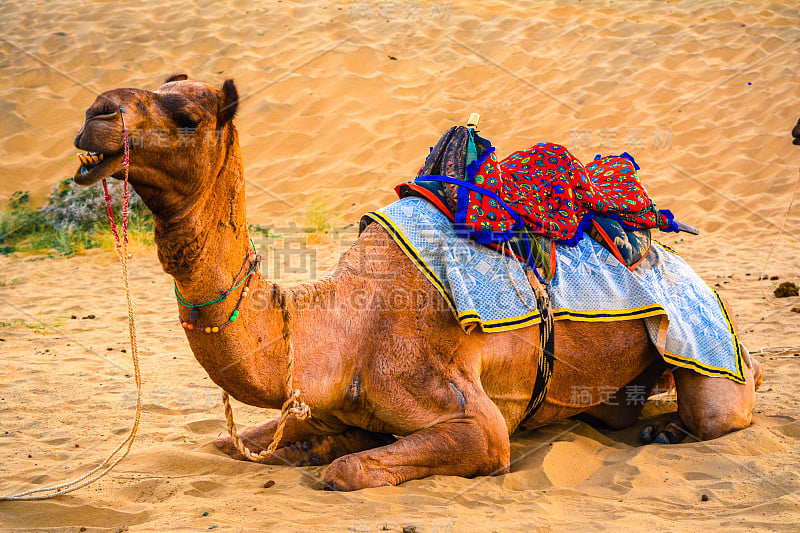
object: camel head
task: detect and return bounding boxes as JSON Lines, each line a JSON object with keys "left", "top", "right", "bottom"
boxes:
{"left": 793, "top": 117, "right": 800, "bottom": 145}
{"left": 72, "top": 74, "right": 240, "bottom": 213}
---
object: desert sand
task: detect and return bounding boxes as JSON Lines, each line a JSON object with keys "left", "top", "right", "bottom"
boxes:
{"left": 1, "top": 0, "right": 799, "bottom": 531}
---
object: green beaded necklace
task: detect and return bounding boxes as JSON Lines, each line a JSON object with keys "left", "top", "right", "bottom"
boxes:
{"left": 176, "top": 240, "right": 260, "bottom": 333}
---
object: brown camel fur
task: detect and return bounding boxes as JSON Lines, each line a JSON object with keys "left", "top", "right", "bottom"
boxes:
{"left": 72, "top": 75, "right": 763, "bottom": 490}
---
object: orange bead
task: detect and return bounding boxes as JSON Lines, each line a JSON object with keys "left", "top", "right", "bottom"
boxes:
{"left": 187, "top": 324, "right": 194, "bottom": 330}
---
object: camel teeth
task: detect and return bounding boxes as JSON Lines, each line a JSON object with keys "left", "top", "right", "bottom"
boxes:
{"left": 77, "top": 151, "right": 104, "bottom": 169}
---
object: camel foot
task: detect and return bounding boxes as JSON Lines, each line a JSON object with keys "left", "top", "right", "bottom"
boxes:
{"left": 640, "top": 418, "right": 688, "bottom": 444}
{"left": 323, "top": 455, "right": 392, "bottom": 491}
{"left": 262, "top": 429, "right": 396, "bottom": 467}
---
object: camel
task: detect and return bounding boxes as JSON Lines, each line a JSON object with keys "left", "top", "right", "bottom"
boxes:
{"left": 71, "top": 75, "right": 762, "bottom": 491}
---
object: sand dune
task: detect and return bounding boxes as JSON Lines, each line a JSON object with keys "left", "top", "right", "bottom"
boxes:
{"left": 1, "top": 0, "right": 800, "bottom": 530}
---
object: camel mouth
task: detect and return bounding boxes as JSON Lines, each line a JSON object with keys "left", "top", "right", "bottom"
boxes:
{"left": 73, "top": 150, "right": 124, "bottom": 185}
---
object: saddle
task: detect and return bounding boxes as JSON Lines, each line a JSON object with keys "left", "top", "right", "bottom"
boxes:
{"left": 395, "top": 120, "right": 680, "bottom": 270}
{"left": 403, "top": 123, "right": 491, "bottom": 214}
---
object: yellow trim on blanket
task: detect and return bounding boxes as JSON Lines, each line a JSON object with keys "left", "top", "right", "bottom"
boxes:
{"left": 366, "top": 211, "right": 456, "bottom": 308}
{"left": 368, "top": 210, "right": 747, "bottom": 383}
{"left": 552, "top": 305, "right": 665, "bottom": 322}
{"left": 368, "top": 211, "right": 547, "bottom": 333}
{"left": 662, "top": 350, "right": 746, "bottom": 384}
{"left": 654, "top": 240, "right": 680, "bottom": 256}
{"left": 459, "top": 309, "right": 543, "bottom": 332}
{"left": 708, "top": 287, "right": 746, "bottom": 382}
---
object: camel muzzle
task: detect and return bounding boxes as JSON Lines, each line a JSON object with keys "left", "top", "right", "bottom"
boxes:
{"left": 73, "top": 108, "right": 127, "bottom": 185}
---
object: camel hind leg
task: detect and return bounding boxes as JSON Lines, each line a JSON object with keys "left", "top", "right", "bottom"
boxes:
{"left": 257, "top": 428, "right": 396, "bottom": 467}
{"left": 214, "top": 416, "right": 394, "bottom": 466}
{"left": 580, "top": 358, "right": 668, "bottom": 430}
{"left": 644, "top": 344, "right": 762, "bottom": 443}
{"left": 672, "top": 344, "right": 762, "bottom": 441}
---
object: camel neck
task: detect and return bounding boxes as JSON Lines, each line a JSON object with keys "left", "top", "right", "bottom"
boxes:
{"left": 153, "top": 130, "right": 249, "bottom": 295}
{"left": 145, "top": 132, "right": 291, "bottom": 408}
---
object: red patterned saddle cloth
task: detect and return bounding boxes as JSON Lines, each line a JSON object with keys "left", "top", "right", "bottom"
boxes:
{"left": 398, "top": 130, "right": 679, "bottom": 247}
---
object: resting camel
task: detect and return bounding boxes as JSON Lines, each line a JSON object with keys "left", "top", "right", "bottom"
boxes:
{"left": 71, "top": 75, "right": 762, "bottom": 491}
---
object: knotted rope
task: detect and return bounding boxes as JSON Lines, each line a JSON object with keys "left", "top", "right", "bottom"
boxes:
{"left": 1, "top": 109, "right": 142, "bottom": 501}
{"left": 221, "top": 287, "right": 311, "bottom": 461}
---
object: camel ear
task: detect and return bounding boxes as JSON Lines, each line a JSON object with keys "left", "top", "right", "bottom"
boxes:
{"left": 218, "top": 78, "right": 239, "bottom": 125}
{"left": 164, "top": 73, "right": 188, "bottom": 83}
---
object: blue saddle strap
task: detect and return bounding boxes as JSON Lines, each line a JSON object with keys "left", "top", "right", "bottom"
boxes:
{"left": 417, "top": 174, "right": 524, "bottom": 229}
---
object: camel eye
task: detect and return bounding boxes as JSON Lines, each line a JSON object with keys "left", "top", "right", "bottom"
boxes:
{"left": 173, "top": 113, "right": 200, "bottom": 131}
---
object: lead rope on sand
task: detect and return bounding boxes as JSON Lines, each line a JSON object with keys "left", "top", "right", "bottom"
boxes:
{"left": 759, "top": 167, "right": 799, "bottom": 301}
{"left": 221, "top": 288, "right": 311, "bottom": 462}
{"left": 0, "top": 108, "right": 142, "bottom": 501}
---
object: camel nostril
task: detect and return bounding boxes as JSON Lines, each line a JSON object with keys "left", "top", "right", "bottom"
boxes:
{"left": 89, "top": 110, "right": 117, "bottom": 121}
{"left": 73, "top": 127, "right": 85, "bottom": 149}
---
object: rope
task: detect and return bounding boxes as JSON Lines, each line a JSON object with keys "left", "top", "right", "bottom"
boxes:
{"left": 499, "top": 240, "right": 539, "bottom": 313}
{"left": 1, "top": 110, "right": 142, "bottom": 501}
{"left": 221, "top": 286, "right": 310, "bottom": 462}
{"left": 759, "top": 346, "right": 800, "bottom": 356}
{"left": 759, "top": 167, "right": 799, "bottom": 301}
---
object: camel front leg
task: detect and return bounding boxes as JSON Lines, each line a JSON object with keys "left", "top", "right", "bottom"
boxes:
{"left": 323, "top": 394, "right": 510, "bottom": 491}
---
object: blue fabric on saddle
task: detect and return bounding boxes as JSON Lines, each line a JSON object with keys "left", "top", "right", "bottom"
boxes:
{"left": 362, "top": 196, "right": 745, "bottom": 383}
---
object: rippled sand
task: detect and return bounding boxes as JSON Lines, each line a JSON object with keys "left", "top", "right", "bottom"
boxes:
{"left": 1, "top": 0, "right": 799, "bottom": 530}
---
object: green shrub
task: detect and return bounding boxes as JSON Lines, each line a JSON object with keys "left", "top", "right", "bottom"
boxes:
{"left": 0, "top": 191, "right": 49, "bottom": 251}
{"left": 0, "top": 179, "right": 153, "bottom": 256}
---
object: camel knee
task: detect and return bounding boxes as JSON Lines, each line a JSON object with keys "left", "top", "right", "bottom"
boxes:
{"left": 470, "top": 410, "right": 511, "bottom": 474}
{"left": 679, "top": 395, "right": 754, "bottom": 441}
{"left": 684, "top": 410, "right": 752, "bottom": 441}
{"left": 323, "top": 453, "right": 393, "bottom": 491}
{"left": 476, "top": 425, "right": 510, "bottom": 474}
